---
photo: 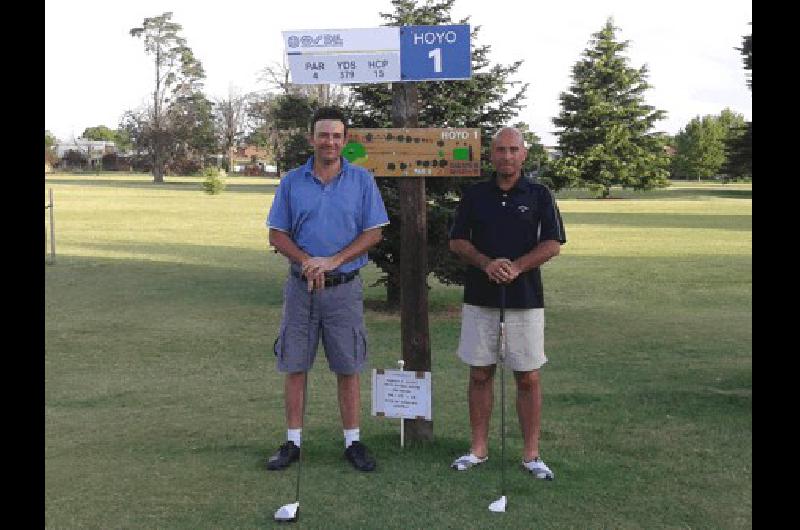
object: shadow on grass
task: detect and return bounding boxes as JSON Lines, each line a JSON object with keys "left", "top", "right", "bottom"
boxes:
{"left": 563, "top": 212, "right": 752, "bottom": 230}
{"left": 557, "top": 187, "right": 752, "bottom": 201}
{"left": 44, "top": 177, "right": 278, "bottom": 194}
{"left": 45, "top": 250, "right": 285, "bottom": 309}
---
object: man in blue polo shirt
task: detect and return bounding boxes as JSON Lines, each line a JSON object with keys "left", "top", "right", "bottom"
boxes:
{"left": 265, "top": 107, "right": 389, "bottom": 472}
{"left": 448, "top": 127, "right": 566, "bottom": 479}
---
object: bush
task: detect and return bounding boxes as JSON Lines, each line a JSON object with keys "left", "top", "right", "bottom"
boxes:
{"left": 130, "top": 155, "right": 153, "bottom": 173}
{"left": 201, "top": 167, "right": 227, "bottom": 195}
{"left": 167, "top": 158, "right": 202, "bottom": 176}
{"left": 101, "top": 153, "right": 125, "bottom": 171}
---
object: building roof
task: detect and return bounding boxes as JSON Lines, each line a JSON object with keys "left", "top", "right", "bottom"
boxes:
{"left": 232, "top": 145, "right": 270, "bottom": 161}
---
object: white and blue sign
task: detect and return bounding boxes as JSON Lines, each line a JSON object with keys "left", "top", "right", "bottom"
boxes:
{"left": 283, "top": 25, "right": 471, "bottom": 84}
{"left": 400, "top": 24, "right": 471, "bottom": 81}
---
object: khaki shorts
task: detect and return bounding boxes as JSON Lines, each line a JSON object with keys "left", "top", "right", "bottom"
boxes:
{"left": 457, "top": 304, "right": 547, "bottom": 372}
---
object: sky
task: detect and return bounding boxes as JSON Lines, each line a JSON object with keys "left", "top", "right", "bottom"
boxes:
{"left": 45, "top": 0, "right": 751, "bottom": 147}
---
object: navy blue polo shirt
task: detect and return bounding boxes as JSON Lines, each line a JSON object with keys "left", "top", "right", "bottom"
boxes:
{"left": 449, "top": 175, "right": 566, "bottom": 309}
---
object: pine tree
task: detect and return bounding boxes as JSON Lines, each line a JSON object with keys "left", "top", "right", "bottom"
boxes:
{"left": 348, "top": 0, "right": 534, "bottom": 305}
{"left": 546, "top": 18, "right": 669, "bottom": 198}
{"left": 723, "top": 23, "right": 751, "bottom": 180}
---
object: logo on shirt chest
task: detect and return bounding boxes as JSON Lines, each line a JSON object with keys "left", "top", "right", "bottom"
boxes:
{"left": 517, "top": 205, "right": 529, "bottom": 213}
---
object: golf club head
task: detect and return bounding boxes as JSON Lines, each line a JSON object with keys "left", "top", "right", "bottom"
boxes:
{"left": 274, "top": 502, "right": 299, "bottom": 522}
{"left": 488, "top": 495, "right": 507, "bottom": 513}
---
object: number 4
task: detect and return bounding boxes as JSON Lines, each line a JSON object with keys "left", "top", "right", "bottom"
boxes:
{"left": 428, "top": 48, "right": 442, "bottom": 73}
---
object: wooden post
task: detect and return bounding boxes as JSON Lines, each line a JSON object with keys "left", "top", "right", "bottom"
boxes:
{"left": 392, "top": 82, "right": 433, "bottom": 441}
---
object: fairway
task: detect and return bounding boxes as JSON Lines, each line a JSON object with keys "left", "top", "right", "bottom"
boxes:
{"left": 45, "top": 173, "right": 751, "bottom": 528}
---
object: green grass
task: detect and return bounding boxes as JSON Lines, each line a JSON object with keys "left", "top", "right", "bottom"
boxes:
{"left": 45, "top": 173, "right": 751, "bottom": 528}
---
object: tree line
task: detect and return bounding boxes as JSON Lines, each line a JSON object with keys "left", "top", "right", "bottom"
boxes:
{"left": 45, "top": 1, "right": 751, "bottom": 304}
{"left": 46, "top": 2, "right": 750, "bottom": 189}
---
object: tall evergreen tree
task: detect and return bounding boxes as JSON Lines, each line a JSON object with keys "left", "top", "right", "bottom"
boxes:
{"left": 546, "top": 18, "right": 669, "bottom": 198}
{"left": 348, "top": 0, "right": 532, "bottom": 305}
{"left": 723, "top": 23, "right": 751, "bottom": 179}
{"left": 740, "top": 24, "right": 751, "bottom": 91}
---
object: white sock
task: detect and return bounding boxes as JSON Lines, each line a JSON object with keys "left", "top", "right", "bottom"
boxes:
{"left": 287, "top": 429, "right": 302, "bottom": 447}
{"left": 344, "top": 428, "right": 360, "bottom": 448}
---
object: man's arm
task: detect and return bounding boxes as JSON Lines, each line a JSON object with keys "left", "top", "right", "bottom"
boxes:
{"left": 301, "top": 227, "right": 383, "bottom": 279}
{"left": 269, "top": 229, "right": 311, "bottom": 265}
{"left": 449, "top": 238, "right": 560, "bottom": 284}
{"left": 449, "top": 238, "right": 516, "bottom": 284}
{"left": 270, "top": 227, "right": 383, "bottom": 291}
{"left": 491, "top": 239, "right": 562, "bottom": 283}
{"left": 509, "top": 239, "right": 561, "bottom": 277}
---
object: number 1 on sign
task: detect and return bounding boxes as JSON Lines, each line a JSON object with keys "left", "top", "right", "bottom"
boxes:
{"left": 428, "top": 48, "right": 442, "bottom": 73}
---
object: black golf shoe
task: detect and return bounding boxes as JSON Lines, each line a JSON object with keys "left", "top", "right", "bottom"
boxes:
{"left": 266, "top": 441, "right": 300, "bottom": 471}
{"left": 344, "top": 441, "right": 376, "bottom": 472}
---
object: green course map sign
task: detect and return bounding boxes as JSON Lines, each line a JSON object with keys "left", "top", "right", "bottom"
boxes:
{"left": 344, "top": 128, "right": 481, "bottom": 177}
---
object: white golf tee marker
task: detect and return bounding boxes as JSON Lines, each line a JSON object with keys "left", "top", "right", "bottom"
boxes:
{"left": 398, "top": 359, "right": 405, "bottom": 448}
{"left": 488, "top": 495, "right": 507, "bottom": 513}
{"left": 274, "top": 501, "right": 299, "bottom": 521}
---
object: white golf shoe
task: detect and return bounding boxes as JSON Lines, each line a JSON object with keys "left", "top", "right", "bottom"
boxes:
{"left": 450, "top": 453, "right": 488, "bottom": 471}
{"left": 522, "top": 457, "right": 554, "bottom": 480}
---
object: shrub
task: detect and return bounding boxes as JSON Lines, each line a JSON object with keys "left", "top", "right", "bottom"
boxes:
{"left": 201, "top": 167, "right": 227, "bottom": 195}
{"left": 167, "top": 157, "right": 202, "bottom": 176}
{"left": 101, "top": 153, "right": 121, "bottom": 171}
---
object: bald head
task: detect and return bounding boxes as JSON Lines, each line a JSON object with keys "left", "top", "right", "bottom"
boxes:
{"left": 491, "top": 127, "right": 525, "bottom": 149}
{"left": 491, "top": 127, "right": 528, "bottom": 180}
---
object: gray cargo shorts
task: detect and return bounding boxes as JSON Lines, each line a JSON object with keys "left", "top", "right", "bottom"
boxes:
{"left": 273, "top": 273, "right": 368, "bottom": 375}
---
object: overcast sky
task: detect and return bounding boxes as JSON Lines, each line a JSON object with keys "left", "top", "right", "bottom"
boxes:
{"left": 45, "top": 0, "right": 751, "bottom": 146}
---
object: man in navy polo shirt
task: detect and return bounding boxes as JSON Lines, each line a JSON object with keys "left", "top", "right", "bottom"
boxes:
{"left": 448, "top": 127, "right": 566, "bottom": 479}
{"left": 265, "top": 107, "right": 389, "bottom": 472}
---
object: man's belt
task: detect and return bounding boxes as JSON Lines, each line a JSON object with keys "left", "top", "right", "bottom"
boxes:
{"left": 291, "top": 269, "right": 359, "bottom": 287}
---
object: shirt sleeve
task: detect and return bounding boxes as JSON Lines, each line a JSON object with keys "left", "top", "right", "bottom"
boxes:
{"left": 537, "top": 186, "right": 567, "bottom": 244}
{"left": 361, "top": 174, "right": 390, "bottom": 231}
{"left": 449, "top": 188, "right": 472, "bottom": 240}
{"left": 267, "top": 177, "right": 292, "bottom": 232}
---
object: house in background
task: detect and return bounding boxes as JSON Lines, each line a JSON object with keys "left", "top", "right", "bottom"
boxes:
{"left": 55, "top": 138, "right": 117, "bottom": 169}
{"left": 231, "top": 145, "right": 276, "bottom": 175}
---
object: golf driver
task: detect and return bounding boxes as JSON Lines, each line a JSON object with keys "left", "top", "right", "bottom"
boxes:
{"left": 488, "top": 284, "right": 508, "bottom": 513}
{"left": 274, "top": 289, "right": 315, "bottom": 522}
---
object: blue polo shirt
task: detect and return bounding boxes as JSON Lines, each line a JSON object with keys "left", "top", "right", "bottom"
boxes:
{"left": 267, "top": 156, "right": 390, "bottom": 274}
{"left": 449, "top": 175, "right": 566, "bottom": 309}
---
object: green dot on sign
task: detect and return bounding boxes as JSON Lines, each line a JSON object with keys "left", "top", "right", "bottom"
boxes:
{"left": 453, "top": 148, "right": 469, "bottom": 161}
{"left": 343, "top": 142, "right": 367, "bottom": 162}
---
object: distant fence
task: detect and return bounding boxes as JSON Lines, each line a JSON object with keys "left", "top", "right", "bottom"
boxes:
{"left": 45, "top": 188, "right": 55, "bottom": 264}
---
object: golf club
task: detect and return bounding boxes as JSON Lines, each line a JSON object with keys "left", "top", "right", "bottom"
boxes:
{"left": 488, "top": 284, "right": 508, "bottom": 513}
{"left": 274, "top": 289, "right": 315, "bottom": 523}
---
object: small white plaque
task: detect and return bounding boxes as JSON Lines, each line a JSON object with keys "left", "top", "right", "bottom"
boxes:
{"left": 371, "top": 369, "right": 432, "bottom": 420}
